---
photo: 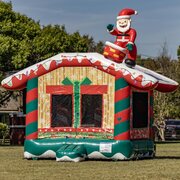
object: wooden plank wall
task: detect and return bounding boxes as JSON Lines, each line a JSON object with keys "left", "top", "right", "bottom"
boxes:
{"left": 38, "top": 67, "right": 115, "bottom": 130}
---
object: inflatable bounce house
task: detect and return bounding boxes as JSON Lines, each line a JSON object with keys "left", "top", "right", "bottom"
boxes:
{"left": 1, "top": 9, "right": 178, "bottom": 162}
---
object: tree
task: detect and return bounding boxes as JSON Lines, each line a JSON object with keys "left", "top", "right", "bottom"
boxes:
{"left": 177, "top": 45, "right": 180, "bottom": 60}
{"left": 0, "top": 1, "right": 41, "bottom": 107}
{"left": 140, "top": 43, "right": 180, "bottom": 140}
{"left": 0, "top": 122, "right": 9, "bottom": 144}
{"left": 153, "top": 43, "right": 180, "bottom": 119}
{"left": 0, "top": 1, "right": 104, "bottom": 70}
{"left": 0, "top": 1, "right": 104, "bottom": 106}
{"left": 0, "top": 1, "right": 41, "bottom": 70}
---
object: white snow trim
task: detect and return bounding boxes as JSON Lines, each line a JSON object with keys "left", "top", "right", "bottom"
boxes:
{"left": 24, "top": 150, "right": 56, "bottom": 159}
{"left": 56, "top": 156, "right": 85, "bottom": 162}
{"left": 1, "top": 52, "right": 158, "bottom": 88}
{"left": 116, "top": 63, "right": 158, "bottom": 86}
{"left": 135, "top": 65, "right": 179, "bottom": 86}
{"left": 1, "top": 76, "right": 12, "bottom": 86}
{"left": 88, "top": 151, "right": 127, "bottom": 160}
{"left": 1, "top": 53, "right": 105, "bottom": 85}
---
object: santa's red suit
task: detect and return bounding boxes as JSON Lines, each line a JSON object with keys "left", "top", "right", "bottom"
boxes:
{"left": 109, "top": 27, "right": 137, "bottom": 61}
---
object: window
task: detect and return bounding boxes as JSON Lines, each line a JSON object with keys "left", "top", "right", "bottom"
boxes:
{"left": 81, "top": 95, "right": 102, "bottom": 128}
{"left": 51, "top": 95, "right": 72, "bottom": 127}
{"left": 132, "top": 92, "right": 148, "bottom": 128}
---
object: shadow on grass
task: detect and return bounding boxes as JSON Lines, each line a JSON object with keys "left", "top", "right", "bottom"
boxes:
{"left": 155, "top": 156, "right": 180, "bottom": 159}
{"left": 155, "top": 141, "right": 180, "bottom": 144}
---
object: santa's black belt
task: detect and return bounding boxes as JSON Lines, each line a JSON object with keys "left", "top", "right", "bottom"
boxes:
{"left": 117, "top": 34, "right": 129, "bottom": 36}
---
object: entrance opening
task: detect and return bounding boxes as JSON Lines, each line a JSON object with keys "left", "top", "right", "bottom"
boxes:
{"left": 132, "top": 92, "right": 148, "bottom": 128}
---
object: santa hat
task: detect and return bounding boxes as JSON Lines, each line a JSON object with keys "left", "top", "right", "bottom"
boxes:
{"left": 117, "top": 8, "right": 138, "bottom": 20}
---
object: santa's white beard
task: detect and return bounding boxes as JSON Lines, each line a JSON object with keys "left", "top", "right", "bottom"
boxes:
{"left": 116, "top": 20, "right": 131, "bottom": 33}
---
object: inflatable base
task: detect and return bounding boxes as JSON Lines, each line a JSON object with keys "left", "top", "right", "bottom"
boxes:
{"left": 24, "top": 138, "right": 155, "bottom": 162}
{"left": 56, "top": 144, "right": 86, "bottom": 162}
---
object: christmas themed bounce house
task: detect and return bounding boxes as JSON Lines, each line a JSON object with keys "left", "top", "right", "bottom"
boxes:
{"left": 1, "top": 9, "right": 178, "bottom": 162}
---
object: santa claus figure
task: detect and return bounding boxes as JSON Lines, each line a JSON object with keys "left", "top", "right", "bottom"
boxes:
{"left": 107, "top": 8, "right": 138, "bottom": 67}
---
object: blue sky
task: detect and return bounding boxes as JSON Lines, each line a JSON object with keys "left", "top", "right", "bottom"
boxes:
{"left": 4, "top": 0, "right": 180, "bottom": 59}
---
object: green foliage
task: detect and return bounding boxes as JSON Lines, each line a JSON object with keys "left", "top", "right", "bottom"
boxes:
{"left": 0, "top": 1, "right": 103, "bottom": 106}
{"left": 0, "top": 1, "right": 103, "bottom": 71}
{"left": 154, "top": 59, "right": 179, "bottom": 119}
{"left": 0, "top": 1, "right": 41, "bottom": 70}
{"left": 177, "top": 45, "right": 180, "bottom": 60}
{"left": 31, "top": 26, "right": 98, "bottom": 62}
{"left": 138, "top": 44, "right": 180, "bottom": 120}
{"left": 0, "top": 122, "right": 9, "bottom": 144}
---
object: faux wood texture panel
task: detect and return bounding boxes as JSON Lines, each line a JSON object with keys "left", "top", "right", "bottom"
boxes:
{"left": 38, "top": 67, "right": 115, "bottom": 130}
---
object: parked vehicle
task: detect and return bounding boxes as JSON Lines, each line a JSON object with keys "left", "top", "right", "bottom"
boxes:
{"left": 165, "top": 119, "right": 180, "bottom": 140}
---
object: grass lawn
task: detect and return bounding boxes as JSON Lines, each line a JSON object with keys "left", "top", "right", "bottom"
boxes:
{"left": 0, "top": 143, "right": 180, "bottom": 180}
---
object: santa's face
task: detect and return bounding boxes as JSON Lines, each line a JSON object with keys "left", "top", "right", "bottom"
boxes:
{"left": 116, "top": 18, "right": 131, "bottom": 33}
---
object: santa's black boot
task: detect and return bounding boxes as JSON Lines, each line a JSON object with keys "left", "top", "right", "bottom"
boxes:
{"left": 125, "top": 59, "right": 136, "bottom": 67}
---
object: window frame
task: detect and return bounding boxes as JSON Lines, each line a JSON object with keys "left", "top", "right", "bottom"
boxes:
{"left": 80, "top": 94, "right": 103, "bottom": 128}
{"left": 46, "top": 84, "right": 108, "bottom": 130}
{"left": 130, "top": 89, "right": 151, "bottom": 140}
{"left": 50, "top": 94, "right": 73, "bottom": 128}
